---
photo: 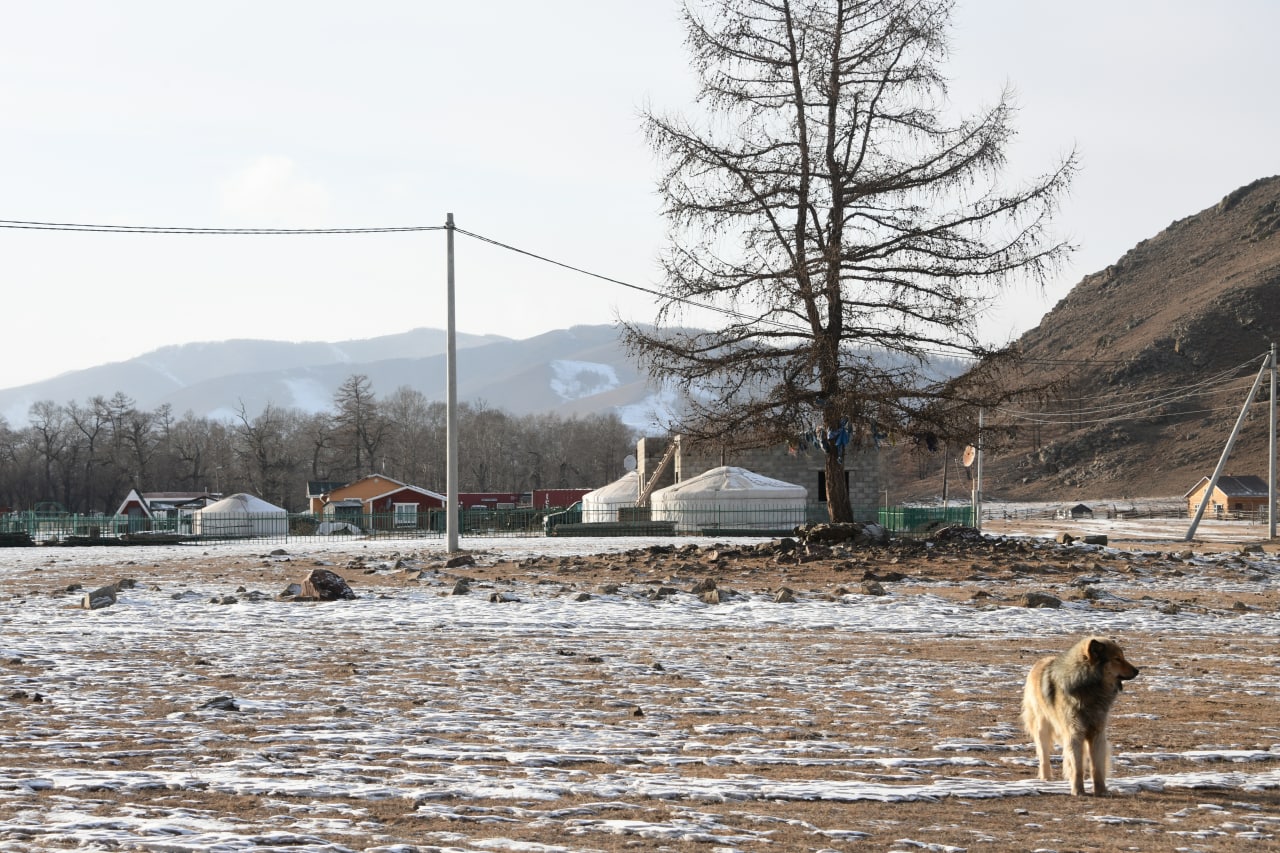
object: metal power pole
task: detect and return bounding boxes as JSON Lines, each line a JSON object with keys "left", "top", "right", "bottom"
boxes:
{"left": 973, "top": 409, "right": 984, "bottom": 531}
{"left": 1186, "top": 352, "right": 1270, "bottom": 541}
{"left": 1271, "top": 343, "right": 1276, "bottom": 539}
{"left": 445, "top": 213, "right": 460, "bottom": 552}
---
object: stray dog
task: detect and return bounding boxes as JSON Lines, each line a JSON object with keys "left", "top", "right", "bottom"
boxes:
{"left": 1021, "top": 636, "right": 1139, "bottom": 795}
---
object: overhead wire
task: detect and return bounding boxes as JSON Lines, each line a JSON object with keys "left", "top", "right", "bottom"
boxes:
{"left": 0, "top": 218, "right": 444, "bottom": 235}
{"left": 996, "top": 355, "right": 1267, "bottom": 422}
{"left": 454, "top": 226, "right": 816, "bottom": 336}
{"left": 3, "top": 214, "right": 1258, "bottom": 383}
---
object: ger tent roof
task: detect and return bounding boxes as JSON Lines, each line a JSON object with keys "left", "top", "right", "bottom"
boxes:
{"left": 651, "top": 466, "right": 806, "bottom": 532}
{"left": 192, "top": 492, "right": 288, "bottom": 537}
{"left": 652, "top": 466, "right": 806, "bottom": 503}
{"left": 581, "top": 470, "right": 639, "bottom": 522}
{"left": 583, "top": 470, "right": 639, "bottom": 505}
{"left": 198, "top": 493, "right": 287, "bottom": 514}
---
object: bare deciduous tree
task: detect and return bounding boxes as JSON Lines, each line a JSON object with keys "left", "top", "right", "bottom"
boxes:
{"left": 333, "top": 374, "right": 387, "bottom": 478}
{"left": 624, "top": 0, "right": 1074, "bottom": 521}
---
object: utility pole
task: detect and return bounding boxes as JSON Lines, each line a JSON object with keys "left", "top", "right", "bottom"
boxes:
{"left": 445, "top": 213, "right": 459, "bottom": 552}
{"left": 972, "top": 409, "right": 984, "bottom": 530}
{"left": 1186, "top": 352, "right": 1270, "bottom": 541}
{"left": 1270, "top": 342, "right": 1276, "bottom": 539}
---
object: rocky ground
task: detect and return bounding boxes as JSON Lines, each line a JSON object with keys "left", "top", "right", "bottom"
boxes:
{"left": 0, "top": 524, "right": 1277, "bottom": 851}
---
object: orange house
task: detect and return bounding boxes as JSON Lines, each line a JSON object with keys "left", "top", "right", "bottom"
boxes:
{"left": 1184, "top": 474, "right": 1269, "bottom": 518}
{"left": 315, "top": 475, "right": 446, "bottom": 530}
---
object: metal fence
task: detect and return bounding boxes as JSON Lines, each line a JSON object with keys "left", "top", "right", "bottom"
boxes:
{"left": 0, "top": 503, "right": 1000, "bottom": 547}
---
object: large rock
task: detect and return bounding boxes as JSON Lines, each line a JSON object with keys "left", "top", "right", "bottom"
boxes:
{"left": 793, "top": 523, "right": 889, "bottom": 546}
{"left": 300, "top": 569, "right": 357, "bottom": 601}
{"left": 80, "top": 584, "right": 118, "bottom": 610}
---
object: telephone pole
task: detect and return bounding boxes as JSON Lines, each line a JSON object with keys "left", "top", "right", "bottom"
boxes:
{"left": 445, "top": 213, "right": 460, "bottom": 552}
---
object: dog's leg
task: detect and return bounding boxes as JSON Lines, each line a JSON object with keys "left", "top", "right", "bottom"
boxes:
{"left": 1088, "top": 732, "right": 1110, "bottom": 796}
{"left": 1063, "top": 736, "right": 1086, "bottom": 795}
{"left": 1032, "top": 716, "right": 1055, "bottom": 781}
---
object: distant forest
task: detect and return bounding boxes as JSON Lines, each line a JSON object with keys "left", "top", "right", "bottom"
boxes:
{"left": 0, "top": 374, "right": 637, "bottom": 513}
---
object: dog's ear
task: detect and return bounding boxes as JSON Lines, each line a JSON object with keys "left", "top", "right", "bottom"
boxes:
{"left": 1086, "top": 638, "right": 1108, "bottom": 663}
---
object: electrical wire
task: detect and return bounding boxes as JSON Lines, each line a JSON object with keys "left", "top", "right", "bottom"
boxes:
{"left": 997, "top": 356, "right": 1266, "bottom": 421}
{"left": 454, "top": 226, "right": 816, "bottom": 336}
{"left": 0, "top": 218, "right": 444, "bottom": 234}
{"left": 2, "top": 214, "right": 1253, "bottom": 382}
{"left": 999, "top": 399, "right": 1262, "bottom": 427}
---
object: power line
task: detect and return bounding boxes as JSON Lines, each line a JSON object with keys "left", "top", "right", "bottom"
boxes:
{"left": 997, "top": 355, "right": 1266, "bottom": 421}
{"left": 455, "top": 226, "right": 815, "bottom": 336}
{"left": 455, "top": 227, "right": 1064, "bottom": 365}
{"left": 1, "top": 213, "right": 1222, "bottom": 375}
{"left": 0, "top": 218, "right": 445, "bottom": 235}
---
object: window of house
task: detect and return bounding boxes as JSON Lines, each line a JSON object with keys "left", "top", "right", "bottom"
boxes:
{"left": 393, "top": 502, "right": 418, "bottom": 528}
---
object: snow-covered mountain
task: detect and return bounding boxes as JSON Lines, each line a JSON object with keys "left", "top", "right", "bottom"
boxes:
{"left": 0, "top": 325, "right": 678, "bottom": 433}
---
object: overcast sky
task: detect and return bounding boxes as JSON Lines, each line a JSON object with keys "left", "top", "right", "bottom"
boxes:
{"left": 1, "top": 0, "right": 1277, "bottom": 391}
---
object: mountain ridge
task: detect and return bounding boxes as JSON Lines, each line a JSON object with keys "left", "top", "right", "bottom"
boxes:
{"left": 0, "top": 325, "right": 673, "bottom": 432}
{"left": 894, "top": 175, "right": 1280, "bottom": 502}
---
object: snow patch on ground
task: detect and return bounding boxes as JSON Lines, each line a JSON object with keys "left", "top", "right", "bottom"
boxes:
{"left": 1, "top": 532, "right": 1278, "bottom": 850}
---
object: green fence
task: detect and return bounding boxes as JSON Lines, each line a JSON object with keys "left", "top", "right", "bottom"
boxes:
{"left": 1, "top": 503, "right": 973, "bottom": 546}
{"left": 877, "top": 505, "right": 976, "bottom": 534}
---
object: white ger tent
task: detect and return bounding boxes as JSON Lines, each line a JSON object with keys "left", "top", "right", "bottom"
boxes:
{"left": 651, "top": 466, "right": 807, "bottom": 533}
{"left": 581, "top": 470, "right": 640, "bottom": 523}
{"left": 192, "top": 492, "right": 288, "bottom": 537}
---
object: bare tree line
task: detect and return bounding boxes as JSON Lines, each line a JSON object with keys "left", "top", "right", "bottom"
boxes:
{"left": 0, "top": 374, "right": 636, "bottom": 513}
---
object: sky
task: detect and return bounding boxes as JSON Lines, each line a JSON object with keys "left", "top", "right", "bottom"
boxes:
{"left": 1, "top": 0, "right": 1278, "bottom": 391}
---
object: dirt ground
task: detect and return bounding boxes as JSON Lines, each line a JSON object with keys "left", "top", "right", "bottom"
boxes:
{"left": 1, "top": 526, "right": 1278, "bottom": 851}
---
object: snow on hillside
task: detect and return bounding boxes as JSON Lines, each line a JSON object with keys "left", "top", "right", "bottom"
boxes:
{"left": 282, "top": 376, "right": 336, "bottom": 413}
{"left": 548, "top": 359, "right": 620, "bottom": 402}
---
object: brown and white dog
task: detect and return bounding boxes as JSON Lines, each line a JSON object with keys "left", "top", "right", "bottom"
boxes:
{"left": 1021, "top": 636, "right": 1140, "bottom": 795}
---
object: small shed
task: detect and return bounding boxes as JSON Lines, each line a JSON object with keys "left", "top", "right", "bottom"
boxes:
{"left": 650, "top": 465, "right": 806, "bottom": 533}
{"left": 581, "top": 471, "right": 640, "bottom": 523}
{"left": 192, "top": 493, "right": 288, "bottom": 537}
{"left": 115, "top": 489, "right": 219, "bottom": 532}
{"left": 1055, "top": 503, "right": 1094, "bottom": 520}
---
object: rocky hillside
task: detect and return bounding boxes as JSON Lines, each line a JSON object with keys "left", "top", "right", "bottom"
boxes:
{"left": 896, "top": 175, "right": 1280, "bottom": 502}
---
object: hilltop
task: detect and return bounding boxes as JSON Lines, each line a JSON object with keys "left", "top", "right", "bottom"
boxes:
{"left": 894, "top": 176, "right": 1280, "bottom": 502}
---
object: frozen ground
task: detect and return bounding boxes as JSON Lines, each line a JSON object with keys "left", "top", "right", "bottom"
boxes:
{"left": 0, "top": 513, "right": 1278, "bottom": 851}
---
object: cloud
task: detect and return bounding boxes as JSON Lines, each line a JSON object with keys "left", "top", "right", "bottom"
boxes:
{"left": 219, "top": 156, "right": 332, "bottom": 225}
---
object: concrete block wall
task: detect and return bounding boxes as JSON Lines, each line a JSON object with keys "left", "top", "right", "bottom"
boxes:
{"left": 636, "top": 436, "right": 678, "bottom": 497}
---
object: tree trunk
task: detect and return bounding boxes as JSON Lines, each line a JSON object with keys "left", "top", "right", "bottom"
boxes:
{"left": 824, "top": 448, "right": 852, "bottom": 523}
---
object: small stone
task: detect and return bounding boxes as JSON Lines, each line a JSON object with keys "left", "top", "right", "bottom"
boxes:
{"left": 860, "top": 580, "right": 887, "bottom": 596}
{"left": 1019, "top": 591, "right": 1062, "bottom": 609}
